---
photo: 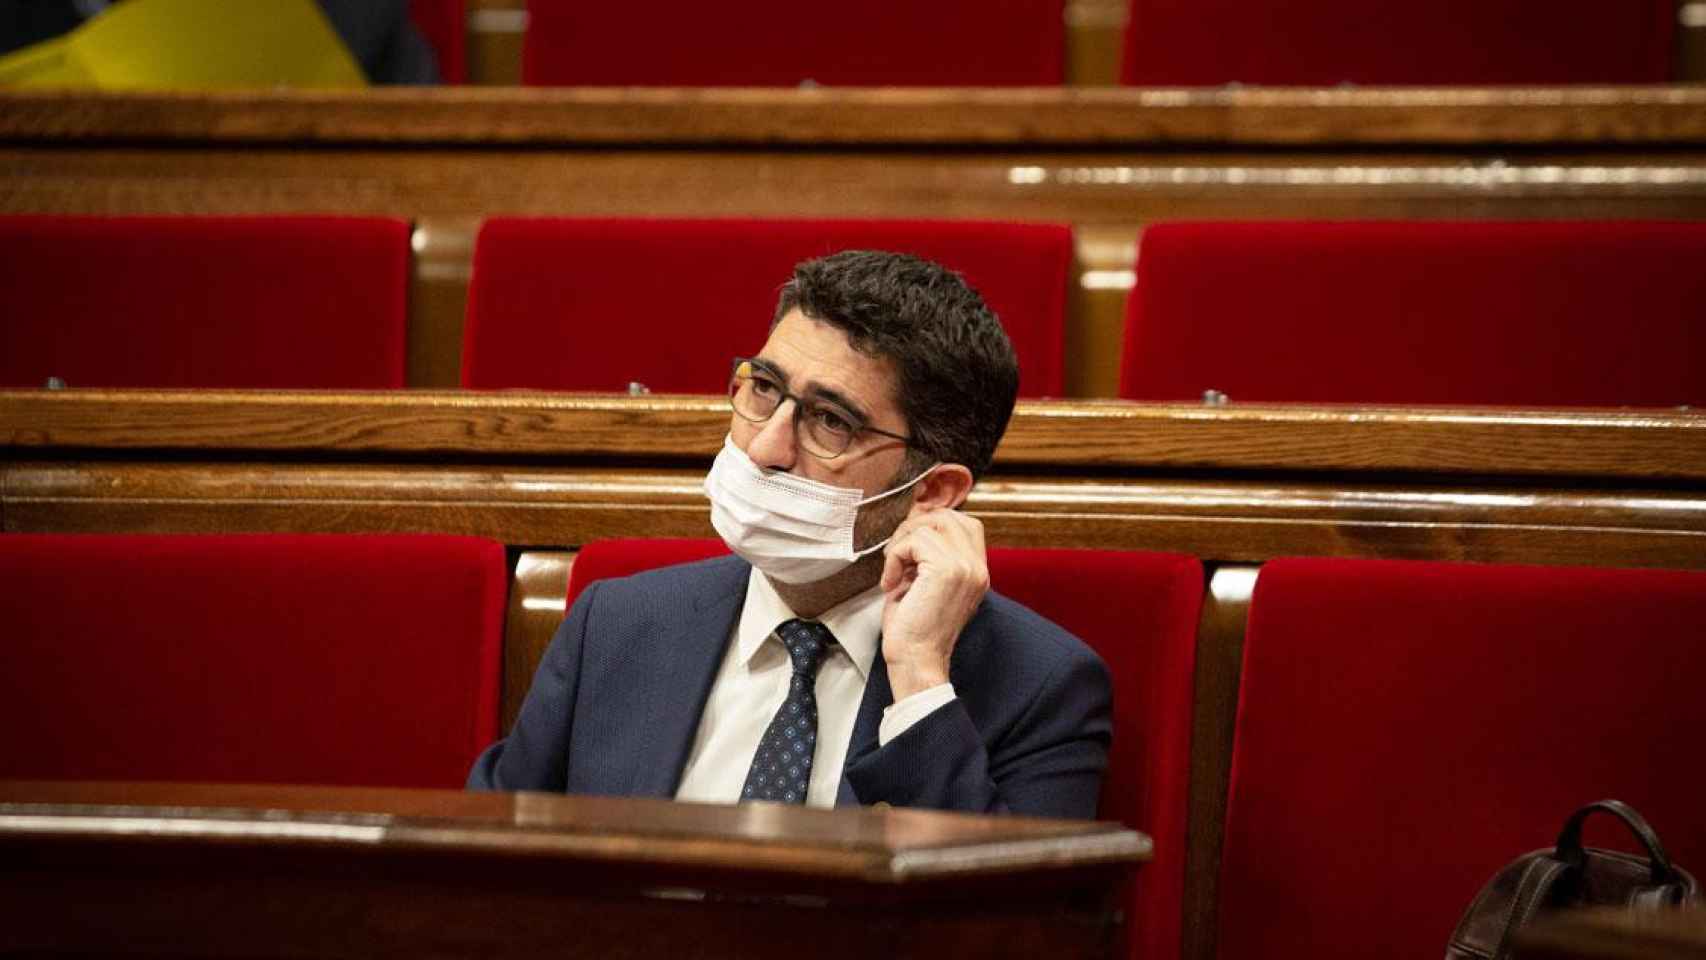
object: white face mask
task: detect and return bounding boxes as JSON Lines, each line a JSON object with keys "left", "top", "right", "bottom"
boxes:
{"left": 704, "top": 435, "right": 935, "bottom": 585}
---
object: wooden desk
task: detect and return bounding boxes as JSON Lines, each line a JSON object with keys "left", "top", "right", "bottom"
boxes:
{"left": 1513, "top": 907, "right": 1706, "bottom": 959}
{"left": 0, "top": 781, "right": 1147, "bottom": 959}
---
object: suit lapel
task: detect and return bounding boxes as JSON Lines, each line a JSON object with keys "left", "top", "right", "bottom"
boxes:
{"left": 627, "top": 557, "right": 748, "bottom": 798}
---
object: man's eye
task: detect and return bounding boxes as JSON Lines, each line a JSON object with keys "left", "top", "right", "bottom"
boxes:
{"left": 749, "top": 374, "right": 782, "bottom": 398}
{"left": 810, "top": 406, "right": 856, "bottom": 437}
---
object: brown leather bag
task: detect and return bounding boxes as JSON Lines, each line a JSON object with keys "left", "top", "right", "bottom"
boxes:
{"left": 1446, "top": 799, "right": 1700, "bottom": 960}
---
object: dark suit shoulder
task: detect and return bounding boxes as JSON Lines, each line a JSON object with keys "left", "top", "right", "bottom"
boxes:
{"left": 969, "top": 588, "right": 1106, "bottom": 672}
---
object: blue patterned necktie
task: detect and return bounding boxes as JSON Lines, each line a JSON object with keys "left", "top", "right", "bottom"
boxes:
{"left": 740, "top": 619, "right": 834, "bottom": 805}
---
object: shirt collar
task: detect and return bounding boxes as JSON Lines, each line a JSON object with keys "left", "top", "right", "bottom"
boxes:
{"left": 737, "top": 568, "right": 882, "bottom": 682}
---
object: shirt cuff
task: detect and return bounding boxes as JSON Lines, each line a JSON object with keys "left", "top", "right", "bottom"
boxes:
{"left": 878, "top": 682, "right": 957, "bottom": 747}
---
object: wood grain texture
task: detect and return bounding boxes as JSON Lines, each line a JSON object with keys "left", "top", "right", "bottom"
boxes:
{"left": 1181, "top": 567, "right": 1258, "bottom": 960}
{"left": 3, "top": 87, "right": 1705, "bottom": 145}
{"left": 0, "top": 783, "right": 1143, "bottom": 959}
{"left": 0, "top": 781, "right": 1146, "bottom": 878}
{"left": 504, "top": 551, "right": 571, "bottom": 733}
{"left": 5, "top": 147, "right": 1704, "bottom": 226}
{"left": 5, "top": 391, "right": 1704, "bottom": 480}
{"left": 6, "top": 462, "right": 1703, "bottom": 570}
{"left": 1511, "top": 907, "right": 1706, "bottom": 960}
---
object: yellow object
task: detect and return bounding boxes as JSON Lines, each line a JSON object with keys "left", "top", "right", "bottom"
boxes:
{"left": 0, "top": 0, "right": 368, "bottom": 89}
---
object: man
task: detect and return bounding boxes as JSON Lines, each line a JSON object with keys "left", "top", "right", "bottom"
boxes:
{"left": 468, "top": 250, "right": 1111, "bottom": 818}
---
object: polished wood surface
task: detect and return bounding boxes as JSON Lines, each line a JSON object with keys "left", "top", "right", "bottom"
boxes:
{"left": 1513, "top": 906, "right": 1706, "bottom": 959}
{"left": 0, "top": 781, "right": 1145, "bottom": 959}
{"left": 4, "top": 392, "right": 1703, "bottom": 571}
{"left": 504, "top": 551, "right": 572, "bottom": 732}
{"left": 1182, "top": 566, "right": 1258, "bottom": 960}
{"left": 5, "top": 87, "right": 1705, "bottom": 145}
{"left": 5, "top": 390, "right": 1701, "bottom": 478}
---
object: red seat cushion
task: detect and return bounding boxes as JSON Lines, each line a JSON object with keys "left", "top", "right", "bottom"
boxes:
{"left": 409, "top": 0, "right": 466, "bottom": 84}
{"left": 1218, "top": 558, "right": 1706, "bottom": 960}
{"left": 1123, "top": 0, "right": 1673, "bottom": 85}
{"left": 463, "top": 218, "right": 1071, "bottom": 397}
{"left": 523, "top": 0, "right": 1064, "bottom": 86}
{"left": 1119, "top": 221, "right": 1706, "bottom": 407}
{"left": 0, "top": 215, "right": 410, "bottom": 389}
{"left": 567, "top": 538, "right": 1203, "bottom": 960}
{"left": 0, "top": 534, "right": 507, "bottom": 789}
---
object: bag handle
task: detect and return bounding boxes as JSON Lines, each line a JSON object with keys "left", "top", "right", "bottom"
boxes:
{"left": 1554, "top": 799, "right": 1679, "bottom": 886}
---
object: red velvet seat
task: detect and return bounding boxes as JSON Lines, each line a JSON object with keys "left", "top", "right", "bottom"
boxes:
{"left": 1217, "top": 558, "right": 1706, "bottom": 960}
{"left": 0, "top": 215, "right": 411, "bottom": 390}
{"left": 1122, "top": 0, "right": 1673, "bottom": 85}
{"left": 0, "top": 534, "right": 507, "bottom": 789}
{"left": 567, "top": 538, "right": 1204, "bottom": 960}
{"left": 523, "top": 0, "right": 1064, "bottom": 86}
{"left": 409, "top": 0, "right": 466, "bottom": 83}
{"left": 1119, "top": 221, "right": 1706, "bottom": 407}
{"left": 463, "top": 218, "right": 1072, "bottom": 397}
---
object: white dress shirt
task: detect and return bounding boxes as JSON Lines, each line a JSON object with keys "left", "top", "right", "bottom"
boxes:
{"left": 674, "top": 568, "right": 957, "bottom": 808}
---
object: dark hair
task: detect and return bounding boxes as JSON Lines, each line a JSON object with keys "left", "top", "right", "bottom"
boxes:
{"left": 773, "top": 250, "right": 1019, "bottom": 479}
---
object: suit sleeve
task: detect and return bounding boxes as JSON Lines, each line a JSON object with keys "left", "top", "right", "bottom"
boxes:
{"left": 841, "top": 641, "right": 1112, "bottom": 819}
{"left": 466, "top": 580, "right": 599, "bottom": 791}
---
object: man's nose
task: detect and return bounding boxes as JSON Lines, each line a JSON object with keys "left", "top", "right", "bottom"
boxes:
{"left": 745, "top": 399, "right": 799, "bottom": 471}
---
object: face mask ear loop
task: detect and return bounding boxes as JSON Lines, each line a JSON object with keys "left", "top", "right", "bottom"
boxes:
{"left": 855, "top": 462, "right": 941, "bottom": 508}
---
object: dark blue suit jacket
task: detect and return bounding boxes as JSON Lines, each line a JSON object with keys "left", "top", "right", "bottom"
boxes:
{"left": 468, "top": 555, "right": 1112, "bottom": 818}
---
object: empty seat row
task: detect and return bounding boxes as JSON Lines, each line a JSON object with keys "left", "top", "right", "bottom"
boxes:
{"left": 5, "top": 215, "right": 1703, "bottom": 407}
{"left": 511, "top": 0, "right": 1675, "bottom": 86}
{"left": 2, "top": 533, "right": 1702, "bottom": 959}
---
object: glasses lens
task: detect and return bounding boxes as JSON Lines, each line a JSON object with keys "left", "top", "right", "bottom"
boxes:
{"left": 729, "top": 363, "right": 776, "bottom": 423}
{"left": 799, "top": 404, "right": 855, "bottom": 458}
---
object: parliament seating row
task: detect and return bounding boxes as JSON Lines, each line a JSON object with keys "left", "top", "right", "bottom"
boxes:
{"left": 3, "top": 532, "right": 1702, "bottom": 960}
{"left": 6, "top": 214, "right": 1704, "bottom": 407}
{"left": 506, "top": 0, "right": 1677, "bottom": 87}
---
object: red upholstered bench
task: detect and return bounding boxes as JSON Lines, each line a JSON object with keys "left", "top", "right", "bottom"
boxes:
{"left": 566, "top": 538, "right": 1204, "bottom": 960}
{"left": 522, "top": 0, "right": 1064, "bottom": 86}
{"left": 1122, "top": 0, "right": 1674, "bottom": 85}
{"left": 1119, "top": 220, "right": 1706, "bottom": 407}
{"left": 0, "top": 215, "right": 411, "bottom": 390}
{"left": 0, "top": 534, "right": 506, "bottom": 789}
{"left": 409, "top": 0, "right": 466, "bottom": 83}
{"left": 462, "top": 217, "right": 1072, "bottom": 397}
{"left": 1216, "top": 558, "right": 1706, "bottom": 959}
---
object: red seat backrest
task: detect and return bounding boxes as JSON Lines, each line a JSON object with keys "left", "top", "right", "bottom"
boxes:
{"left": 523, "top": 0, "right": 1065, "bottom": 86}
{"left": 1122, "top": 0, "right": 1673, "bottom": 85}
{"left": 0, "top": 534, "right": 507, "bottom": 789}
{"left": 1217, "top": 557, "right": 1706, "bottom": 959}
{"left": 567, "top": 538, "right": 1203, "bottom": 960}
{"left": 0, "top": 215, "right": 411, "bottom": 390}
{"left": 409, "top": 0, "right": 466, "bottom": 84}
{"left": 1119, "top": 221, "right": 1706, "bottom": 407}
{"left": 463, "top": 217, "right": 1072, "bottom": 397}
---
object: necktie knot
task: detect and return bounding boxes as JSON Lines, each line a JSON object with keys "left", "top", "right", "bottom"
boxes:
{"left": 777, "top": 619, "right": 832, "bottom": 677}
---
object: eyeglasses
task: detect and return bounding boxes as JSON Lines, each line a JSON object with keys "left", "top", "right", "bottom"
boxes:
{"left": 727, "top": 357, "right": 913, "bottom": 460}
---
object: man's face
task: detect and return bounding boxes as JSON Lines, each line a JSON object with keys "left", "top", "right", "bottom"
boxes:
{"left": 732, "top": 308, "right": 917, "bottom": 547}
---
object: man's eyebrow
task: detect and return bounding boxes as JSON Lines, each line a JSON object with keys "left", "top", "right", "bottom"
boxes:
{"left": 750, "top": 356, "right": 870, "bottom": 424}
{"left": 800, "top": 384, "right": 868, "bottom": 424}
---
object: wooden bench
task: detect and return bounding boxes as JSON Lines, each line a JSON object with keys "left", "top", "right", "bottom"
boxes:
{"left": 5, "top": 386, "right": 1702, "bottom": 960}
{"left": 3, "top": 86, "right": 1705, "bottom": 395}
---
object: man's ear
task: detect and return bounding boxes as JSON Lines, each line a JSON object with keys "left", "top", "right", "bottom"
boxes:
{"left": 914, "top": 463, "right": 974, "bottom": 511}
